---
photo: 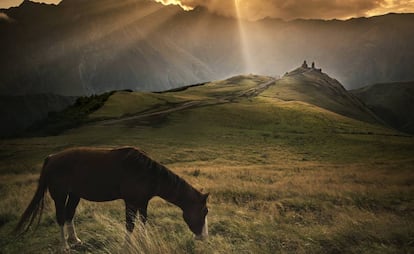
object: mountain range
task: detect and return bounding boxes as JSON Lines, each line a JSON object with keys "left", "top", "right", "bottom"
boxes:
{"left": 1, "top": 0, "right": 414, "bottom": 95}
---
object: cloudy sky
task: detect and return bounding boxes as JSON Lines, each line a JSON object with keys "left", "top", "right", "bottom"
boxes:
{"left": 1, "top": 0, "right": 413, "bottom": 20}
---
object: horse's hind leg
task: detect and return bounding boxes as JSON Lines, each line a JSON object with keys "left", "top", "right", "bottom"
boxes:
{"left": 65, "top": 194, "right": 82, "bottom": 245}
{"left": 51, "top": 192, "right": 70, "bottom": 252}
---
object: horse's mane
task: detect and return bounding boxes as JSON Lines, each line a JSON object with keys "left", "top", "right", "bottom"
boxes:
{"left": 120, "top": 147, "right": 195, "bottom": 194}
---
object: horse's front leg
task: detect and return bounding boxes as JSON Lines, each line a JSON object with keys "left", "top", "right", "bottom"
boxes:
{"left": 138, "top": 204, "right": 148, "bottom": 224}
{"left": 59, "top": 225, "right": 70, "bottom": 253}
{"left": 124, "top": 202, "right": 138, "bottom": 246}
{"left": 66, "top": 221, "right": 82, "bottom": 245}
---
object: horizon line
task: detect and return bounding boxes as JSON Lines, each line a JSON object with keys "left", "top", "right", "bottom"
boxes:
{"left": 0, "top": 0, "right": 413, "bottom": 22}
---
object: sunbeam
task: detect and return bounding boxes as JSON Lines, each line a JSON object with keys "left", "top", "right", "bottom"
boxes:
{"left": 234, "top": 0, "right": 254, "bottom": 73}
{"left": 39, "top": 0, "right": 182, "bottom": 66}
{"left": 23, "top": 0, "right": 186, "bottom": 94}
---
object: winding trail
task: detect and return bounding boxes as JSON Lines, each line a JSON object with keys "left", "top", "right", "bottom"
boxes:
{"left": 98, "top": 78, "right": 277, "bottom": 126}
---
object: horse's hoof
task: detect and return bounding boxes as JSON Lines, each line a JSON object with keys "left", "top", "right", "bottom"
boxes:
{"left": 68, "top": 238, "right": 83, "bottom": 246}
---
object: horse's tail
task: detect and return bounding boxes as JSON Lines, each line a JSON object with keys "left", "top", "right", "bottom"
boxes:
{"left": 14, "top": 156, "right": 50, "bottom": 235}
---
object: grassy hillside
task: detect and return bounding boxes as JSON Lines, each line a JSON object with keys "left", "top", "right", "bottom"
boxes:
{"left": 0, "top": 75, "right": 413, "bottom": 253}
{"left": 261, "top": 67, "right": 380, "bottom": 124}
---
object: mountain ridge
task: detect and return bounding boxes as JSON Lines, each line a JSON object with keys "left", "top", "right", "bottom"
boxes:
{"left": 1, "top": 1, "right": 413, "bottom": 95}
{"left": 1, "top": 1, "right": 411, "bottom": 21}
{"left": 351, "top": 81, "right": 414, "bottom": 134}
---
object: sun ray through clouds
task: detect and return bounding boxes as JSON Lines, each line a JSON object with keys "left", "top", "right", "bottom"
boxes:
{"left": 234, "top": 0, "right": 254, "bottom": 74}
{"left": 25, "top": 0, "right": 186, "bottom": 94}
{"left": 41, "top": 1, "right": 182, "bottom": 63}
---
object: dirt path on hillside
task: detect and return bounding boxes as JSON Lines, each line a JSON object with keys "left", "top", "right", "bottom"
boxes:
{"left": 98, "top": 78, "right": 276, "bottom": 126}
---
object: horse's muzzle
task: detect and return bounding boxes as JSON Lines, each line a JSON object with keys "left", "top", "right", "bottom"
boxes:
{"left": 195, "top": 217, "right": 208, "bottom": 240}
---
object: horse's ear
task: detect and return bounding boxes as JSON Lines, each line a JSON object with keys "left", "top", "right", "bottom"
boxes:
{"left": 202, "top": 193, "right": 210, "bottom": 203}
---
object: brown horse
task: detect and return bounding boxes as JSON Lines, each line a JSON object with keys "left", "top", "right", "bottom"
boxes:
{"left": 15, "top": 147, "right": 209, "bottom": 252}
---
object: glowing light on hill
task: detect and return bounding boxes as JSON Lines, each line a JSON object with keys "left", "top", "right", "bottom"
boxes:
{"left": 154, "top": 0, "right": 193, "bottom": 11}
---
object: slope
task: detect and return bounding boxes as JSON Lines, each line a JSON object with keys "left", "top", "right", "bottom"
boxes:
{"left": 260, "top": 64, "right": 380, "bottom": 124}
{"left": 26, "top": 72, "right": 399, "bottom": 142}
{"left": 81, "top": 73, "right": 403, "bottom": 164}
{"left": 351, "top": 81, "right": 414, "bottom": 134}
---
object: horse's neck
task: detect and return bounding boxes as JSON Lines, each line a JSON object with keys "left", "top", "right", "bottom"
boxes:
{"left": 156, "top": 172, "right": 195, "bottom": 210}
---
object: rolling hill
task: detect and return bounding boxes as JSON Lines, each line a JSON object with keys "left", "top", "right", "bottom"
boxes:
{"left": 21, "top": 66, "right": 400, "bottom": 148}
{"left": 3, "top": 64, "right": 409, "bottom": 138}
{"left": 261, "top": 63, "right": 381, "bottom": 124}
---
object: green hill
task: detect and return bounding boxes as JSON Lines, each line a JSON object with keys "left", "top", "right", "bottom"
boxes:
{"left": 0, "top": 73, "right": 413, "bottom": 254}
{"left": 261, "top": 65, "right": 380, "bottom": 124}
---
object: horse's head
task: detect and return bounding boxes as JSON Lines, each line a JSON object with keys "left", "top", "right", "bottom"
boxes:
{"left": 183, "top": 192, "right": 209, "bottom": 240}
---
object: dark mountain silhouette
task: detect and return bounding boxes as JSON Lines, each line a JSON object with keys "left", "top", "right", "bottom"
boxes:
{"left": 0, "top": 94, "right": 76, "bottom": 137}
{"left": 351, "top": 81, "right": 414, "bottom": 134}
{"left": 1, "top": 0, "right": 414, "bottom": 95}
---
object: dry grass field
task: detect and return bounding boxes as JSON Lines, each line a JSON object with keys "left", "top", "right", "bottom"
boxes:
{"left": 1, "top": 76, "right": 413, "bottom": 253}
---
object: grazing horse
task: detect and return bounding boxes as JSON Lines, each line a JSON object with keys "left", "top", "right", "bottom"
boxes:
{"left": 15, "top": 147, "right": 209, "bottom": 252}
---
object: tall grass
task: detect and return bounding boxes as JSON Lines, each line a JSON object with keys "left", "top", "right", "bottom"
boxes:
{"left": 0, "top": 159, "right": 413, "bottom": 253}
{"left": 78, "top": 214, "right": 174, "bottom": 254}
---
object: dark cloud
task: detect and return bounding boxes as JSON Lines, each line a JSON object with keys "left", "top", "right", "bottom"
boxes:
{"left": 155, "top": 0, "right": 414, "bottom": 20}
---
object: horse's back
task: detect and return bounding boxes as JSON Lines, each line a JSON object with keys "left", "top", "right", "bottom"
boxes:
{"left": 44, "top": 147, "right": 148, "bottom": 201}
{"left": 46, "top": 146, "right": 140, "bottom": 169}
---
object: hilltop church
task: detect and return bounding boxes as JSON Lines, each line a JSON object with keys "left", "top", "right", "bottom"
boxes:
{"left": 302, "top": 60, "right": 322, "bottom": 72}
